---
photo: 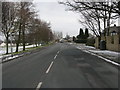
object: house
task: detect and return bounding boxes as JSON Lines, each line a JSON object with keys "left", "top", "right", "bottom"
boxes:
{"left": 95, "top": 25, "right": 120, "bottom": 52}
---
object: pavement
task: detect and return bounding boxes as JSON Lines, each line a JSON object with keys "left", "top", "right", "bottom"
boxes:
{"left": 74, "top": 43, "right": 120, "bottom": 65}
{"left": 2, "top": 42, "right": 119, "bottom": 89}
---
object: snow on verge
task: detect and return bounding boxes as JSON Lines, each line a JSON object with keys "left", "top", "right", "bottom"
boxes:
{"left": 77, "top": 47, "right": 120, "bottom": 67}
{"left": 89, "top": 50, "right": 120, "bottom": 57}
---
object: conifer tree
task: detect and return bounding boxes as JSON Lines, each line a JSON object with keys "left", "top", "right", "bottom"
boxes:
{"left": 79, "top": 28, "right": 84, "bottom": 39}
{"left": 85, "top": 28, "right": 89, "bottom": 39}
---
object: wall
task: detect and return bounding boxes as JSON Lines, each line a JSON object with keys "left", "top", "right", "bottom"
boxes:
{"left": 94, "top": 37, "right": 99, "bottom": 49}
{"left": 95, "top": 35, "right": 120, "bottom": 52}
{"left": 106, "top": 35, "right": 120, "bottom": 52}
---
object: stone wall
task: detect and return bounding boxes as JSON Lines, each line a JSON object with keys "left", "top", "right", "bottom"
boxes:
{"left": 94, "top": 37, "right": 99, "bottom": 49}
{"left": 95, "top": 35, "right": 120, "bottom": 52}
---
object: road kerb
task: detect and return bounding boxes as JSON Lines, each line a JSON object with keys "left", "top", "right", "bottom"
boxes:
{"left": 77, "top": 47, "right": 120, "bottom": 67}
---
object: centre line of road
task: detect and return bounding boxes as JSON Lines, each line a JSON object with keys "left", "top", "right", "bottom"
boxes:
{"left": 46, "top": 61, "right": 54, "bottom": 74}
{"left": 36, "top": 82, "right": 42, "bottom": 90}
{"left": 57, "top": 51, "right": 60, "bottom": 54}
{"left": 54, "top": 54, "right": 57, "bottom": 59}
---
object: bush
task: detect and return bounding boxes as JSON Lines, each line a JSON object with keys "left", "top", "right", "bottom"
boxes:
{"left": 86, "top": 37, "right": 95, "bottom": 46}
{"left": 75, "top": 39, "right": 87, "bottom": 43}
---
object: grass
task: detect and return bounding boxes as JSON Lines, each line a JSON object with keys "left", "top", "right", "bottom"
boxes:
{"left": 3, "top": 41, "right": 55, "bottom": 56}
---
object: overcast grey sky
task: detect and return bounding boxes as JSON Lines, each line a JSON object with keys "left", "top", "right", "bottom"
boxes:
{"left": 1, "top": 0, "right": 118, "bottom": 39}
{"left": 33, "top": 1, "right": 82, "bottom": 37}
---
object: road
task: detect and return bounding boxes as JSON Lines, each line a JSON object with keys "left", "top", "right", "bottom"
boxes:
{"left": 2, "top": 43, "right": 119, "bottom": 89}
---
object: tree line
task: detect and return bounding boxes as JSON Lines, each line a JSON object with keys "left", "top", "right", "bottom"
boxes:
{"left": 1, "top": 1, "right": 54, "bottom": 54}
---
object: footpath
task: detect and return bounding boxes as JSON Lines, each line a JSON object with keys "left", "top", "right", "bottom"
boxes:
{"left": 71, "top": 43, "right": 120, "bottom": 67}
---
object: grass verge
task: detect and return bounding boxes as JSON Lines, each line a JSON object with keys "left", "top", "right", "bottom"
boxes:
{"left": 3, "top": 41, "right": 55, "bottom": 56}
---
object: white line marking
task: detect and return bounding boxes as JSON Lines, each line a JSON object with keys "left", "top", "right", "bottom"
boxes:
{"left": 36, "top": 82, "right": 42, "bottom": 90}
{"left": 97, "top": 55, "right": 120, "bottom": 66}
{"left": 54, "top": 55, "right": 57, "bottom": 59}
{"left": 57, "top": 51, "right": 60, "bottom": 54}
{"left": 89, "top": 51, "right": 120, "bottom": 66}
{"left": 46, "top": 61, "right": 54, "bottom": 74}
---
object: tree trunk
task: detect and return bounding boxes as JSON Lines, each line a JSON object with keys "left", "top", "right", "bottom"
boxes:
{"left": 35, "top": 40, "right": 37, "bottom": 47}
{"left": 98, "top": 17, "right": 101, "bottom": 36}
{"left": 22, "top": 23, "right": 25, "bottom": 51}
{"left": 98, "top": 36, "right": 101, "bottom": 49}
{"left": 16, "top": 23, "right": 21, "bottom": 52}
{"left": 6, "top": 34, "right": 9, "bottom": 54}
{"left": 107, "top": 4, "right": 112, "bottom": 36}
{"left": 107, "top": 14, "right": 110, "bottom": 36}
{"left": 36, "top": 43, "right": 37, "bottom": 47}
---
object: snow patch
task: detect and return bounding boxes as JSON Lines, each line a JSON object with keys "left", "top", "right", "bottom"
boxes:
{"left": 76, "top": 44, "right": 120, "bottom": 67}
{"left": 89, "top": 50, "right": 120, "bottom": 57}
{"left": 0, "top": 44, "right": 38, "bottom": 63}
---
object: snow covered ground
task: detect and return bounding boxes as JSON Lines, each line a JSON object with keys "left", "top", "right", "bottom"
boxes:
{"left": 0, "top": 45, "right": 39, "bottom": 63}
{"left": 71, "top": 43, "right": 120, "bottom": 66}
{"left": 0, "top": 45, "right": 35, "bottom": 55}
{"left": 89, "top": 50, "right": 120, "bottom": 60}
{"left": 75, "top": 44, "right": 119, "bottom": 57}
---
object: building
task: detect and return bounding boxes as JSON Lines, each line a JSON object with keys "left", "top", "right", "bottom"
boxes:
{"left": 95, "top": 25, "right": 120, "bottom": 52}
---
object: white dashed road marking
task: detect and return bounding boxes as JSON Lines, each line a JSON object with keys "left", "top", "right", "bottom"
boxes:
{"left": 36, "top": 50, "right": 60, "bottom": 88}
{"left": 57, "top": 51, "right": 60, "bottom": 54}
{"left": 36, "top": 82, "right": 42, "bottom": 90}
{"left": 54, "top": 51, "right": 60, "bottom": 59}
{"left": 54, "top": 55, "right": 57, "bottom": 59}
{"left": 46, "top": 61, "right": 54, "bottom": 74}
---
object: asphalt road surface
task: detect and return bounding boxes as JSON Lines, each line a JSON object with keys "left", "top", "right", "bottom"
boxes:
{"left": 2, "top": 43, "right": 119, "bottom": 89}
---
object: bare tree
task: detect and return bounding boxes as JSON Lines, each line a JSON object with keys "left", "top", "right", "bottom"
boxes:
{"left": 14, "top": 1, "right": 36, "bottom": 52}
{"left": 59, "top": 1, "right": 119, "bottom": 37}
{"left": 1, "top": 1, "right": 54, "bottom": 54}
{"left": 2, "top": 2, "right": 17, "bottom": 54}
{"left": 53, "top": 31, "right": 63, "bottom": 40}
{"left": 26, "top": 18, "right": 54, "bottom": 46}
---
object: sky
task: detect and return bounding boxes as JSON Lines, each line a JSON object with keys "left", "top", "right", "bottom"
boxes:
{"left": 0, "top": 0, "right": 82, "bottom": 41}
{"left": 0, "top": 0, "right": 119, "bottom": 40}
{"left": 33, "top": 0, "right": 82, "bottom": 37}
{"left": 32, "top": 0, "right": 119, "bottom": 38}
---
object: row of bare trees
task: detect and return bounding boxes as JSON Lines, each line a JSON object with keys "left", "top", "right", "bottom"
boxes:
{"left": 59, "top": 1, "right": 120, "bottom": 37}
{"left": 1, "top": 1, "right": 54, "bottom": 54}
